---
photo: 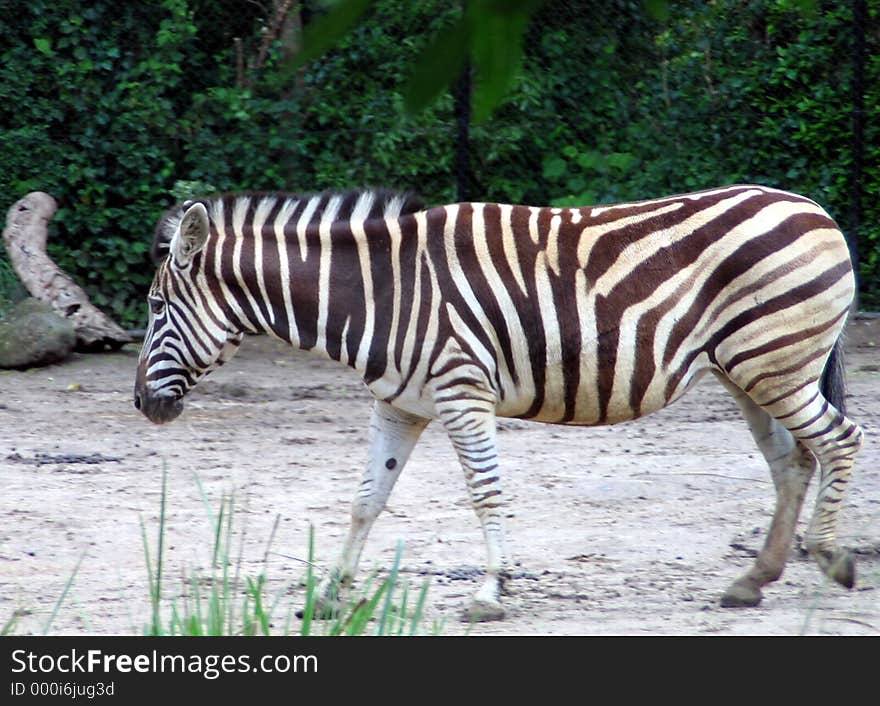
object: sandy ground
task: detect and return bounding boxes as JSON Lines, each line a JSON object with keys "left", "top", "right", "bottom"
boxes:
{"left": 1, "top": 317, "right": 878, "bottom": 636}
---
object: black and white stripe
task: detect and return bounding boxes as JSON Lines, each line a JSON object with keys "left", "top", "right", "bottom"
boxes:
{"left": 135, "top": 184, "right": 863, "bottom": 619}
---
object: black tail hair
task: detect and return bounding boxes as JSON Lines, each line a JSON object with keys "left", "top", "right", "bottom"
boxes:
{"left": 821, "top": 335, "right": 848, "bottom": 416}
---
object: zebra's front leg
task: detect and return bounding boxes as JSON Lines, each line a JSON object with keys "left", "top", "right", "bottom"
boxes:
{"left": 435, "top": 394, "right": 508, "bottom": 622}
{"left": 313, "top": 400, "right": 428, "bottom": 616}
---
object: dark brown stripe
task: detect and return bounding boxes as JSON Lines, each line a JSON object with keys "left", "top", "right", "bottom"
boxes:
{"left": 725, "top": 308, "right": 848, "bottom": 373}
{"left": 423, "top": 206, "right": 498, "bottom": 390}
{"left": 240, "top": 198, "right": 278, "bottom": 329}
{"left": 796, "top": 421, "right": 837, "bottom": 440}
{"left": 289, "top": 221, "right": 322, "bottom": 350}
{"left": 665, "top": 260, "right": 851, "bottom": 403}
{"left": 787, "top": 400, "right": 830, "bottom": 431}
{"left": 260, "top": 198, "right": 290, "bottom": 341}
{"left": 505, "top": 206, "right": 547, "bottom": 419}
{"left": 470, "top": 475, "right": 500, "bottom": 488}
{"left": 481, "top": 204, "right": 520, "bottom": 390}
{"left": 392, "top": 213, "right": 419, "bottom": 374}
{"left": 662, "top": 212, "right": 839, "bottom": 369}
{"left": 593, "top": 295, "right": 620, "bottom": 423}
{"left": 549, "top": 216, "right": 584, "bottom": 423}
{"left": 325, "top": 220, "right": 367, "bottom": 364}
{"left": 452, "top": 204, "right": 512, "bottom": 395}
{"left": 595, "top": 190, "right": 780, "bottom": 421}
{"left": 759, "top": 376, "right": 819, "bottom": 408}
{"left": 775, "top": 389, "right": 821, "bottom": 420}
{"left": 582, "top": 188, "right": 755, "bottom": 285}
{"left": 387, "top": 252, "right": 434, "bottom": 401}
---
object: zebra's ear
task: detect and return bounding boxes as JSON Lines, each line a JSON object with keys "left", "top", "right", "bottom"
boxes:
{"left": 170, "top": 202, "right": 209, "bottom": 268}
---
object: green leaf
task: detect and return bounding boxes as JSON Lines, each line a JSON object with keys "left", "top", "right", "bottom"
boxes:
{"left": 643, "top": 0, "right": 670, "bottom": 23}
{"left": 281, "top": 0, "right": 372, "bottom": 73}
{"left": 468, "top": 7, "right": 531, "bottom": 123}
{"left": 542, "top": 156, "right": 567, "bottom": 180}
{"left": 576, "top": 151, "right": 602, "bottom": 170}
{"left": 607, "top": 152, "right": 639, "bottom": 172}
{"left": 482, "top": 0, "right": 545, "bottom": 11}
{"left": 33, "top": 37, "right": 54, "bottom": 56}
{"left": 403, "top": 19, "right": 469, "bottom": 116}
{"left": 791, "top": 0, "right": 819, "bottom": 15}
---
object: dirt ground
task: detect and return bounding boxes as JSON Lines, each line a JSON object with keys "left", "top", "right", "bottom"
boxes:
{"left": 1, "top": 316, "right": 878, "bottom": 636}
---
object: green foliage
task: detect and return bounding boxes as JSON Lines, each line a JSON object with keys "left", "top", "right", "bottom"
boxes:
{"left": 488, "top": 0, "right": 878, "bottom": 305}
{"left": 0, "top": 254, "right": 23, "bottom": 316}
{"left": 293, "top": 0, "right": 548, "bottom": 123}
{"left": 0, "top": 0, "right": 193, "bottom": 326}
{"left": 510, "top": 0, "right": 857, "bottom": 206}
{"left": 0, "top": 0, "right": 877, "bottom": 322}
{"left": 283, "top": 0, "right": 374, "bottom": 70}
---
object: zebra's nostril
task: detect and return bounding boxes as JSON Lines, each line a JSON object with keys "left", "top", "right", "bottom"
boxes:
{"left": 134, "top": 393, "right": 142, "bottom": 410}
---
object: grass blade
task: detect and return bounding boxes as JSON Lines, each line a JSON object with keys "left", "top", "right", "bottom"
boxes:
{"left": 299, "top": 525, "right": 317, "bottom": 636}
{"left": 43, "top": 551, "right": 85, "bottom": 635}
{"left": 376, "top": 543, "right": 403, "bottom": 636}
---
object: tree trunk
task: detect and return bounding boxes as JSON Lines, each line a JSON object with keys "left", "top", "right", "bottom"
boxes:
{"left": 3, "top": 192, "right": 131, "bottom": 351}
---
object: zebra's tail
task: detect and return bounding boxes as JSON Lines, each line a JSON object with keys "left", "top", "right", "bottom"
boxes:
{"left": 821, "top": 335, "right": 848, "bottom": 416}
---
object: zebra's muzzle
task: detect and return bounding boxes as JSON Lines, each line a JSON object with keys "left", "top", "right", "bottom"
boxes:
{"left": 134, "top": 389, "right": 184, "bottom": 424}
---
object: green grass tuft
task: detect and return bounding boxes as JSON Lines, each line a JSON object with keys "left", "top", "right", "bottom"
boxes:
{"left": 2, "top": 465, "right": 437, "bottom": 636}
{"left": 142, "top": 466, "right": 437, "bottom": 636}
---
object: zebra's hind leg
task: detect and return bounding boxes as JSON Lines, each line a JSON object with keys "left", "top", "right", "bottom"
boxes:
{"left": 715, "top": 374, "right": 816, "bottom": 607}
{"left": 310, "top": 400, "right": 428, "bottom": 618}
{"left": 434, "top": 386, "right": 508, "bottom": 622}
{"left": 774, "top": 389, "right": 863, "bottom": 589}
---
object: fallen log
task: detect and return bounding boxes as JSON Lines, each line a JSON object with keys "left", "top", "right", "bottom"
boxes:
{"left": 3, "top": 192, "right": 131, "bottom": 351}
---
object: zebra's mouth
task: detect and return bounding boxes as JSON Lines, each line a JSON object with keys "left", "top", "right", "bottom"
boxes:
{"left": 134, "top": 391, "right": 184, "bottom": 424}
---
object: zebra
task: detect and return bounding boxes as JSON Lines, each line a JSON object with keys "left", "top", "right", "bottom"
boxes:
{"left": 134, "top": 184, "right": 863, "bottom": 622}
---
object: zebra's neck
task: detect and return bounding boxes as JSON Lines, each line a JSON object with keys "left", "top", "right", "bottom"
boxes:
{"left": 195, "top": 190, "right": 421, "bottom": 378}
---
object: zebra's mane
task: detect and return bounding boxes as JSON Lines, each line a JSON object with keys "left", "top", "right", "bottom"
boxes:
{"left": 151, "top": 188, "right": 424, "bottom": 263}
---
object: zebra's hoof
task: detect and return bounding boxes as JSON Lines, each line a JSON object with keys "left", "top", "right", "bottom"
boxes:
{"left": 461, "top": 599, "right": 506, "bottom": 623}
{"left": 720, "top": 581, "right": 762, "bottom": 608}
{"left": 816, "top": 549, "right": 856, "bottom": 589}
{"left": 295, "top": 597, "right": 341, "bottom": 621}
{"left": 831, "top": 551, "right": 856, "bottom": 589}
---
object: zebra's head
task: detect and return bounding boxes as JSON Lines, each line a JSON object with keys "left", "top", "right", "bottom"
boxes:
{"left": 134, "top": 200, "right": 243, "bottom": 424}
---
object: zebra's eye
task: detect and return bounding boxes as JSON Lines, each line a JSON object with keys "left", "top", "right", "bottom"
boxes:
{"left": 149, "top": 296, "right": 165, "bottom": 315}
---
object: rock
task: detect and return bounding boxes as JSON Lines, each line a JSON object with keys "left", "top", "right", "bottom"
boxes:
{"left": 0, "top": 298, "right": 76, "bottom": 368}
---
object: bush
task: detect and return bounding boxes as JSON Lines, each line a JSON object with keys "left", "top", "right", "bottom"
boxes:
{"left": 0, "top": 0, "right": 876, "bottom": 324}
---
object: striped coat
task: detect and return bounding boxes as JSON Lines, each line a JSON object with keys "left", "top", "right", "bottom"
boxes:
{"left": 136, "top": 184, "right": 862, "bottom": 620}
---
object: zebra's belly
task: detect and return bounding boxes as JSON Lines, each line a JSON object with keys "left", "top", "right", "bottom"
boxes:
{"left": 493, "top": 367, "right": 709, "bottom": 426}
{"left": 370, "top": 361, "right": 710, "bottom": 426}
{"left": 366, "top": 379, "right": 441, "bottom": 420}
{"left": 495, "top": 395, "right": 666, "bottom": 426}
